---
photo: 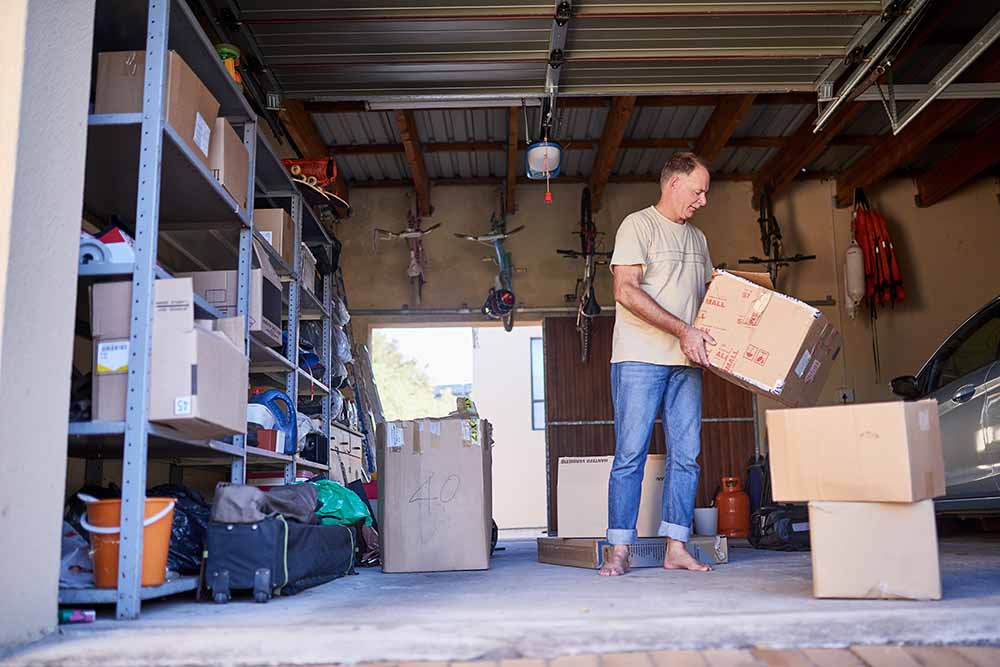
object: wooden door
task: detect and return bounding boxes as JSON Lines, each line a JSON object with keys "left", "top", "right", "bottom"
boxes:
{"left": 543, "top": 316, "right": 756, "bottom": 534}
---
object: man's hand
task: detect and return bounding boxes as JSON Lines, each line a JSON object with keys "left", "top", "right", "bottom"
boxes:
{"left": 680, "top": 325, "right": 716, "bottom": 367}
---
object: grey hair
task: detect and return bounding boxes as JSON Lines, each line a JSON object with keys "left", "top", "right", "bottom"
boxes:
{"left": 659, "top": 152, "right": 708, "bottom": 186}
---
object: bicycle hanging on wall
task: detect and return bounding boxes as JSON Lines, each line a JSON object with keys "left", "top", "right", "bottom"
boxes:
{"left": 372, "top": 207, "right": 441, "bottom": 307}
{"left": 557, "top": 187, "right": 612, "bottom": 363}
{"left": 454, "top": 193, "right": 524, "bottom": 332}
{"left": 738, "top": 190, "right": 815, "bottom": 289}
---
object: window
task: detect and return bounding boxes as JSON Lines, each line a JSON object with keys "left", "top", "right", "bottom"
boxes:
{"left": 929, "top": 303, "right": 1000, "bottom": 392}
{"left": 530, "top": 337, "right": 545, "bottom": 430}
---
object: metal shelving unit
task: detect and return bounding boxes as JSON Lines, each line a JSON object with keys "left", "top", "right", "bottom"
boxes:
{"left": 65, "top": 0, "right": 338, "bottom": 620}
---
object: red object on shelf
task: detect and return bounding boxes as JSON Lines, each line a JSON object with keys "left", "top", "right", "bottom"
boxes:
{"left": 256, "top": 429, "right": 279, "bottom": 452}
{"left": 716, "top": 476, "right": 750, "bottom": 538}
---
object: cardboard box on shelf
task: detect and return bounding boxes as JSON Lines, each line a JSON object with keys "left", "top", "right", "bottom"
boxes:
{"left": 537, "top": 535, "right": 728, "bottom": 569}
{"left": 301, "top": 243, "right": 318, "bottom": 294}
{"left": 254, "top": 209, "right": 296, "bottom": 267}
{"left": 809, "top": 500, "right": 941, "bottom": 600}
{"left": 694, "top": 271, "right": 842, "bottom": 408}
{"left": 767, "top": 399, "right": 944, "bottom": 503}
{"left": 95, "top": 51, "right": 220, "bottom": 169}
{"left": 377, "top": 416, "right": 493, "bottom": 573}
{"left": 557, "top": 455, "right": 665, "bottom": 538}
{"left": 208, "top": 118, "right": 249, "bottom": 210}
{"left": 90, "top": 279, "right": 249, "bottom": 438}
{"left": 177, "top": 239, "right": 283, "bottom": 347}
{"left": 331, "top": 451, "right": 366, "bottom": 486}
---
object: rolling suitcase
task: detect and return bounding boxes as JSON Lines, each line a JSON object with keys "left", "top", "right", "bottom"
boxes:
{"left": 206, "top": 517, "right": 355, "bottom": 603}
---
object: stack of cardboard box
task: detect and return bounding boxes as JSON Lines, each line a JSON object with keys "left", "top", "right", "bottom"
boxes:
{"left": 767, "top": 400, "right": 946, "bottom": 599}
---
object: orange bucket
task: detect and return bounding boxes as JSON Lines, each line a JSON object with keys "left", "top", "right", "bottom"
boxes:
{"left": 81, "top": 497, "right": 175, "bottom": 588}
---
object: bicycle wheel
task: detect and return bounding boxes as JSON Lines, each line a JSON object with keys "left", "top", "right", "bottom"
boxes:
{"left": 503, "top": 307, "right": 515, "bottom": 332}
{"left": 579, "top": 312, "right": 592, "bottom": 363}
{"left": 411, "top": 276, "right": 422, "bottom": 307}
{"left": 580, "top": 187, "right": 592, "bottom": 254}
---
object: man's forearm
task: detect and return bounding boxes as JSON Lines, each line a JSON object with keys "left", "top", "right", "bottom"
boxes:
{"left": 616, "top": 283, "right": 689, "bottom": 337}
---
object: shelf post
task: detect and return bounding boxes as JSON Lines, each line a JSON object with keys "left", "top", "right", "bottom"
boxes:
{"left": 116, "top": 0, "right": 171, "bottom": 621}
{"left": 284, "top": 195, "right": 303, "bottom": 484}
{"left": 321, "top": 270, "right": 333, "bottom": 465}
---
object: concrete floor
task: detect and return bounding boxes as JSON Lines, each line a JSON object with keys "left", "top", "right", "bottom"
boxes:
{"left": 6, "top": 535, "right": 1000, "bottom": 667}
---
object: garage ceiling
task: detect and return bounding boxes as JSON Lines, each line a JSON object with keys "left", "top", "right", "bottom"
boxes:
{"left": 238, "top": 0, "right": 881, "bottom": 99}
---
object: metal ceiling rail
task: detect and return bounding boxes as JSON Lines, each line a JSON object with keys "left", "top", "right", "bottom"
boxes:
{"left": 891, "top": 10, "right": 1000, "bottom": 135}
{"left": 813, "top": 0, "right": 932, "bottom": 132}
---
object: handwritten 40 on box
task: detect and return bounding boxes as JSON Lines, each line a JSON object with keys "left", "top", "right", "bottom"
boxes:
{"left": 376, "top": 417, "right": 493, "bottom": 573}
{"left": 694, "top": 271, "right": 842, "bottom": 408}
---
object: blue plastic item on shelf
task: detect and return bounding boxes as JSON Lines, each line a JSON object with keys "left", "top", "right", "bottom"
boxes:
{"left": 250, "top": 390, "right": 297, "bottom": 455}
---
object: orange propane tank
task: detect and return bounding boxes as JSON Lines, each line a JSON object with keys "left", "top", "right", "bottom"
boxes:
{"left": 715, "top": 476, "right": 750, "bottom": 538}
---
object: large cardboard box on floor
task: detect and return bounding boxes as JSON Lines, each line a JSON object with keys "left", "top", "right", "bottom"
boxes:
{"left": 208, "top": 118, "right": 249, "bottom": 210}
{"left": 537, "top": 536, "right": 728, "bottom": 569}
{"left": 557, "top": 455, "right": 665, "bottom": 538}
{"left": 254, "top": 209, "right": 296, "bottom": 267}
{"left": 95, "top": 51, "right": 219, "bottom": 169}
{"left": 809, "top": 500, "right": 941, "bottom": 600}
{"left": 377, "top": 415, "right": 493, "bottom": 573}
{"left": 694, "top": 271, "right": 842, "bottom": 408}
{"left": 767, "top": 400, "right": 944, "bottom": 502}
{"left": 90, "top": 279, "right": 249, "bottom": 438}
{"left": 177, "top": 239, "right": 283, "bottom": 347}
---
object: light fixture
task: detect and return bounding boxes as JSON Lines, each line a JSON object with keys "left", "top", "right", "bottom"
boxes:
{"left": 525, "top": 140, "right": 562, "bottom": 180}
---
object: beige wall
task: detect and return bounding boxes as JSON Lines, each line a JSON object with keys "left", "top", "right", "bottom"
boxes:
{"left": 473, "top": 326, "right": 547, "bottom": 529}
{"left": 0, "top": 0, "right": 95, "bottom": 649}
{"left": 341, "top": 172, "right": 999, "bottom": 452}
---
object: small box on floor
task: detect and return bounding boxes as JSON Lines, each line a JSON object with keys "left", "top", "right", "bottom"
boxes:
{"left": 766, "top": 400, "right": 944, "bottom": 503}
{"left": 537, "top": 536, "right": 728, "bottom": 569}
{"left": 694, "top": 271, "right": 842, "bottom": 408}
{"left": 377, "top": 415, "right": 493, "bottom": 573}
{"left": 95, "top": 51, "right": 220, "bottom": 169}
{"left": 808, "top": 500, "right": 941, "bottom": 600}
{"left": 557, "top": 455, "right": 665, "bottom": 538}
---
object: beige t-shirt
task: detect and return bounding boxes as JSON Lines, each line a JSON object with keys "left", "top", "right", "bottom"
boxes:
{"left": 610, "top": 205, "right": 713, "bottom": 367}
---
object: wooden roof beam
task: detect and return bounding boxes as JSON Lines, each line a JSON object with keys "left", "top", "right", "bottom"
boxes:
{"left": 394, "top": 109, "right": 432, "bottom": 216}
{"left": 914, "top": 116, "right": 1000, "bottom": 207}
{"left": 590, "top": 96, "right": 637, "bottom": 210}
{"left": 279, "top": 99, "right": 349, "bottom": 203}
{"left": 506, "top": 106, "right": 519, "bottom": 215}
{"left": 693, "top": 94, "right": 756, "bottom": 162}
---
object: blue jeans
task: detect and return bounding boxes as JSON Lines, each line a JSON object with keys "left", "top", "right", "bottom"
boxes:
{"left": 607, "top": 362, "right": 702, "bottom": 545}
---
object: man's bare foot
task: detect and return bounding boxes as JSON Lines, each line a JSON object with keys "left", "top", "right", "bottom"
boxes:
{"left": 599, "top": 545, "right": 630, "bottom": 576}
{"left": 663, "top": 538, "right": 712, "bottom": 572}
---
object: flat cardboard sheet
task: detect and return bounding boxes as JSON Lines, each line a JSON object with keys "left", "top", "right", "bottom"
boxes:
{"left": 557, "top": 455, "right": 665, "bottom": 538}
{"left": 766, "top": 400, "right": 945, "bottom": 502}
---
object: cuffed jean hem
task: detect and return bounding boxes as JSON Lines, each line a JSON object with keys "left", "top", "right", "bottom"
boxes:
{"left": 658, "top": 521, "right": 690, "bottom": 543}
{"left": 606, "top": 528, "right": 637, "bottom": 545}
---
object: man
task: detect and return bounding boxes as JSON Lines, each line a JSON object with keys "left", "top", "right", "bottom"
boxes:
{"left": 599, "top": 152, "right": 716, "bottom": 577}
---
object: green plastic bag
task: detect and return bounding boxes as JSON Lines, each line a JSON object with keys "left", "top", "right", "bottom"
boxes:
{"left": 310, "top": 480, "right": 372, "bottom": 527}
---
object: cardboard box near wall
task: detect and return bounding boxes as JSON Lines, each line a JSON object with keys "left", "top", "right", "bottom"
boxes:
{"left": 809, "top": 500, "right": 941, "bottom": 600}
{"left": 254, "top": 209, "right": 296, "bottom": 267}
{"left": 301, "top": 243, "right": 318, "bottom": 295}
{"left": 90, "top": 279, "right": 249, "bottom": 438}
{"left": 767, "top": 400, "right": 944, "bottom": 503}
{"left": 95, "top": 51, "right": 220, "bottom": 169}
{"left": 177, "top": 239, "right": 283, "bottom": 347}
{"left": 694, "top": 271, "right": 842, "bottom": 408}
{"left": 557, "top": 455, "right": 665, "bottom": 538}
{"left": 377, "top": 416, "right": 493, "bottom": 573}
{"left": 331, "top": 451, "right": 365, "bottom": 486}
{"left": 537, "top": 536, "right": 728, "bottom": 569}
{"left": 208, "top": 118, "right": 249, "bottom": 210}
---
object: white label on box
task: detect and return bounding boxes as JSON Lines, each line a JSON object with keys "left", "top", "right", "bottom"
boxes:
{"left": 794, "top": 349, "right": 812, "bottom": 378}
{"left": 918, "top": 409, "right": 930, "bottom": 432}
{"left": 174, "top": 396, "right": 193, "bottom": 416}
{"left": 260, "top": 230, "right": 274, "bottom": 245}
{"left": 387, "top": 423, "right": 404, "bottom": 450}
{"left": 461, "top": 420, "right": 472, "bottom": 442}
{"left": 96, "top": 340, "right": 129, "bottom": 374}
{"left": 429, "top": 421, "right": 441, "bottom": 436}
{"left": 194, "top": 112, "right": 211, "bottom": 157}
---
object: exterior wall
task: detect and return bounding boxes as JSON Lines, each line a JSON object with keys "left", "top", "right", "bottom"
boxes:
{"left": 0, "top": 0, "right": 95, "bottom": 649}
{"left": 473, "top": 326, "right": 547, "bottom": 529}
